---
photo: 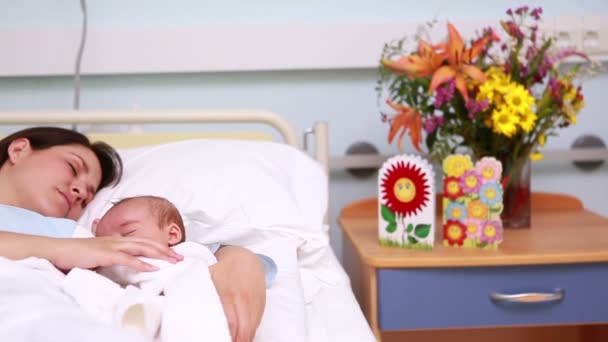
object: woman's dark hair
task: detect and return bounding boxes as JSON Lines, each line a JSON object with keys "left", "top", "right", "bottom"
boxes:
{"left": 0, "top": 127, "right": 122, "bottom": 190}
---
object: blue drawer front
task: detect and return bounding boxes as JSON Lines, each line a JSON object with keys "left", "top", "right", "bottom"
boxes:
{"left": 378, "top": 263, "right": 608, "bottom": 330}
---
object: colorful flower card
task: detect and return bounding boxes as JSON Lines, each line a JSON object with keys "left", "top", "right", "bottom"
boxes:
{"left": 378, "top": 155, "right": 435, "bottom": 249}
{"left": 442, "top": 154, "right": 504, "bottom": 249}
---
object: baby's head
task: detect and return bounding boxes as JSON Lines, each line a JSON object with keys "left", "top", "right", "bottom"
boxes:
{"left": 93, "top": 196, "right": 185, "bottom": 246}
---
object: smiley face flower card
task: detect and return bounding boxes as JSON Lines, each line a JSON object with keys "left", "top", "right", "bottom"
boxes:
{"left": 442, "top": 154, "right": 504, "bottom": 249}
{"left": 378, "top": 155, "right": 435, "bottom": 249}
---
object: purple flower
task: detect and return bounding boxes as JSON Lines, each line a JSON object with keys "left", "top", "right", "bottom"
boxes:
{"left": 501, "top": 20, "right": 524, "bottom": 39}
{"left": 525, "top": 46, "right": 536, "bottom": 61}
{"left": 544, "top": 48, "right": 589, "bottom": 70}
{"left": 433, "top": 79, "right": 456, "bottom": 108}
{"left": 465, "top": 99, "right": 489, "bottom": 119}
{"left": 531, "top": 7, "right": 543, "bottom": 20}
{"left": 548, "top": 77, "right": 559, "bottom": 90}
{"left": 515, "top": 6, "right": 529, "bottom": 15}
{"left": 424, "top": 115, "right": 445, "bottom": 134}
{"left": 424, "top": 118, "right": 437, "bottom": 134}
{"left": 520, "top": 64, "right": 529, "bottom": 78}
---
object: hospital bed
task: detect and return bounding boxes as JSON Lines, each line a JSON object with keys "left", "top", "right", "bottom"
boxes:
{"left": 0, "top": 109, "right": 376, "bottom": 342}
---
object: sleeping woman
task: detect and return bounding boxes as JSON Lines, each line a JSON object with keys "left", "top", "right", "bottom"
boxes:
{"left": 0, "top": 127, "right": 265, "bottom": 342}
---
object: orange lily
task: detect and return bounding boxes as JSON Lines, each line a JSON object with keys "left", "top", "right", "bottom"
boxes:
{"left": 382, "top": 40, "right": 446, "bottom": 78}
{"left": 429, "top": 23, "right": 495, "bottom": 101}
{"left": 386, "top": 100, "right": 423, "bottom": 152}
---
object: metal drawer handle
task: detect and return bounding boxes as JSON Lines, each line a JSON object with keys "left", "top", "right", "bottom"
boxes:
{"left": 489, "top": 289, "right": 565, "bottom": 304}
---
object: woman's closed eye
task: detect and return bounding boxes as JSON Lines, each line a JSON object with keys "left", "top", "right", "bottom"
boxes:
{"left": 67, "top": 161, "right": 77, "bottom": 176}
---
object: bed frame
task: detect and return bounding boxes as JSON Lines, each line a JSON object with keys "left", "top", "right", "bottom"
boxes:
{"left": 0, "top": 110, "right": 329, "bottom": 174}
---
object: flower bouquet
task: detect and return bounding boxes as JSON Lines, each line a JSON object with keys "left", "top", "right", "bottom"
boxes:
{"left": 377, "top": 6, "right": 596, "bottom": 228}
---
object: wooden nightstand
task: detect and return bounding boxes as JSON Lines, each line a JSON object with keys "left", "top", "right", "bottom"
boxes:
{"left": 340, "top": 194, "right": 608, "bottom": 342}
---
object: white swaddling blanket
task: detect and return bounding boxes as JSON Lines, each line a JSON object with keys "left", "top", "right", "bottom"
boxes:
{"left": 98, "top": 240, "right": 229, "bottom": 342}
{"left": 12, "top": 226, "right": 231, "bottom": 342}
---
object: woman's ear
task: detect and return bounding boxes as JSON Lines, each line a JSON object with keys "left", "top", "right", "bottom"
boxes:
{"left": 7, "top": 138, "right": 32, "bottom": 164}
{"left": 166, "top": 223, "right": 183, "bottom": 246}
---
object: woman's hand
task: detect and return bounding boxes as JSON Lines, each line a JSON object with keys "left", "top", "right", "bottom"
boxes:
{"left": 49, "top": 236, "right": 183, "bottom": 271}
{"left": 210, "top": 246, "right": 266, "bottom": 342}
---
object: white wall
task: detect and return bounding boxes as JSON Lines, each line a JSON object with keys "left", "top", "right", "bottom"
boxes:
{"left": 0, "top": 0, "right": 606, "bottom": 261}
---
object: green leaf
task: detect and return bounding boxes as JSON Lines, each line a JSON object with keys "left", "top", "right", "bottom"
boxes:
{"left": 386, "top": 222, "right": 397, "bottom": 233}
{"left": 406, "top": 223, "right": 414, "bottom": 233}
{"left": 414, "top": 224, "right": 432, "bottom": 238}
{"left": 426, "top": 131, "right": 437, "bottom": 151}
{"left": 490, "top": 203, "right": 503, "bottom": 213}
{"left": 407, "top": 236, "right": 418, "bottom": 244}
{"left": 381, "top": 205, "right": 396, "bottom": 223}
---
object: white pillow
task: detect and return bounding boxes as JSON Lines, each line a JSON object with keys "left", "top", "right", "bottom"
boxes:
{"left": 79, "top": 139, "right": 328, "bottom": 235}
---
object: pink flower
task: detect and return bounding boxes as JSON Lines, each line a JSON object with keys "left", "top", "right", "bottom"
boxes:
{"left": 465, "top": 219, "right": 483, "bottom": 239}
{"left": 460, "top": 169, "right": 482, "bottom": 194}
{"left": 480, "top": 220, "right": 503, "bottom": 243}
{"left": 476, "top": 157, "right": 502, "bottom": 183}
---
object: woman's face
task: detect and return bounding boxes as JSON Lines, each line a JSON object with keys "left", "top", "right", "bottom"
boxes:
{"left": 8, "top": 140, "right": 102, "bottom": 220}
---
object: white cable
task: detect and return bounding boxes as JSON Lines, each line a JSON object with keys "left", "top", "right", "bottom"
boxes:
{"left": 73, "top": 0, "right": 88, "bottom": 113}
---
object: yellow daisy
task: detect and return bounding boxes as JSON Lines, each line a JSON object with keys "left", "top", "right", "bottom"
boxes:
{"left": 504, "top": 84, "right": 534, "bottom": 114}
{"left": 518, "top": 110, "right": 537, "bottom": 133}
{"left": 442, "top": 155, "right": 473, "bottom": 178}
{"left": 491, "top": 106, "right": 519, "bottom": 137}
{"left": 477, "top": 82, "right": 497, "bottom": 103}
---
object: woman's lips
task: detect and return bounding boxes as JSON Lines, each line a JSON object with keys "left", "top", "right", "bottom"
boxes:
{"left": 58, "top": 190, "right": 72, "bottom": 212}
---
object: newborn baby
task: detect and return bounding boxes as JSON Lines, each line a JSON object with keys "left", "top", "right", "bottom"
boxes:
{"left": 93, "top": 196, "right": 186, "bottom": 249}
{"left": 70, "top": 196, "right": 230, "bottom": 342}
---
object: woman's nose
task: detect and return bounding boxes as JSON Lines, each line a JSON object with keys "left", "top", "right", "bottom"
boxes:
{"left": 71, "top": 182, "right": 85, "bottom": 200}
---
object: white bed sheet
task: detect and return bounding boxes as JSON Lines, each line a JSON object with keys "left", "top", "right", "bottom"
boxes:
{"left": 304, "top": 249, "right": 376, "bottom": 342}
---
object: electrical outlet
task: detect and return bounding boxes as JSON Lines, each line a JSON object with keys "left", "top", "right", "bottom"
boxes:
{"left": 582, "top": 15, "right": 608, "bottom": 56}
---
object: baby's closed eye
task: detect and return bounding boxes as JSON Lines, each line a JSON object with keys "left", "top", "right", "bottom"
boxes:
{"left": 122, "top": 229, "right": 138, "bottom": 236}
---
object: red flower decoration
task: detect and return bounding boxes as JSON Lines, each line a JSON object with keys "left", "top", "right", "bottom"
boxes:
{"left": 443, "top": 176, "right": 464, "bottom": 200}
{"left": 380, "top": 160, "right": 431, "bottom": 218}
{"left": 444, "top": 220, "right": 467, "bottom": 246}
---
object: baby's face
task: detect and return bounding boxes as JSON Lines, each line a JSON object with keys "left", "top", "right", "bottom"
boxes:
{"left": 94, "top": 200, "right": 170, "bottom": 245}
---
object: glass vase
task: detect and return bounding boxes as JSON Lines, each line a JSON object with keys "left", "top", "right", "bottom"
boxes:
{"left": 501, "top": 157, "right": 531, "bottom": 229}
